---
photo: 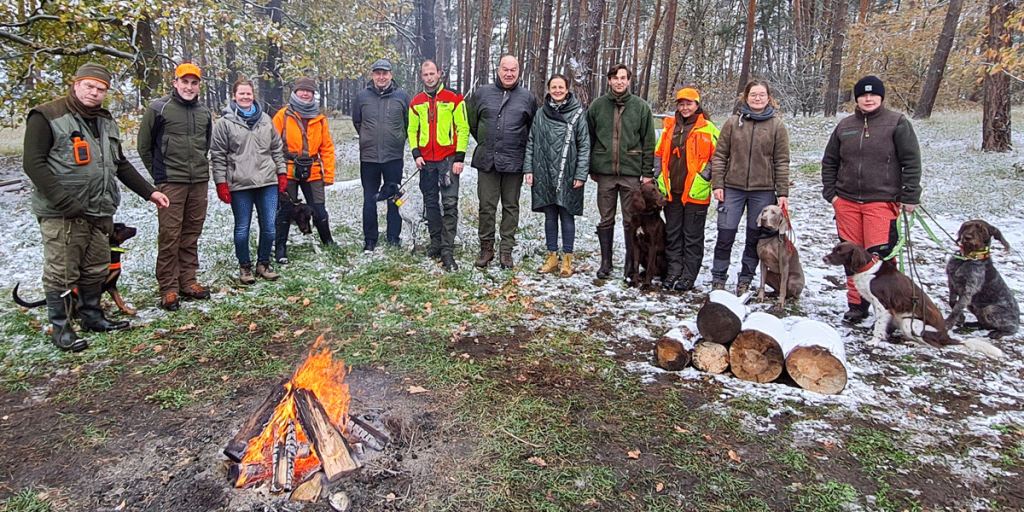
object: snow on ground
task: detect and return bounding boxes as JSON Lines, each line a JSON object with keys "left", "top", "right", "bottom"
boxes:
{"left": 2, "top": 110, "right": 1024, "bottom": 506}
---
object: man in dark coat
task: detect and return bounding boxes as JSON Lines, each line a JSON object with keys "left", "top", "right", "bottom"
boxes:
{"left": 467, "top": 55, "right": 538, "bottom": 269}
{"left": 24, "top": 63, "right": 170, "bottom": 351}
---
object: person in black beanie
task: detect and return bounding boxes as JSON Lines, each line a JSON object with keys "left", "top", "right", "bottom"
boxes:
{"left": 820, "top": 74, "right": 923, "bottom": 325}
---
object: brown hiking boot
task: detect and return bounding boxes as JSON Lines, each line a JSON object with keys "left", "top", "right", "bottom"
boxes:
{"left": 711, "top": 281, "right": 726, "bottom": 291}
{"left": 538, "top": 252, "right": 559, "bottom": 273}
{"left": 735, "top": 281, "right": 751, "bottom": 296}
{"left": 239, "top": 264, "right": 256, "bottom": 285}
{"left": 499, "top": 252, "right": 514, "bottom": 270}
{"left": 161, "top": 291, "right": 181, "bottom": 311}
{"left": 475, "top": 241, "right": 495, "bottom": 268}
{"left": 256, "top": 261, "right": 279, "bottom": 281}
{"left": 181, "top": 283, "right": 211, "bottom": 300}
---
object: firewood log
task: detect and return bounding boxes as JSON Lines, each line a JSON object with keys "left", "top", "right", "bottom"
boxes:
{"left": 655, "top": 337, "right": 691, "bottom": 371}
{"left": 783, "top": 320, "right": 848, "bottom": 394}
{"left": 272, "top": 420, "right": 298, "bottom": 493}
{"left": 224, "top": 378, "right": 290, "bottom": 462}
{"left": 729, "top": 330, "right": 785, "bottom": 383}
{"left": 692, "top": 342, "right": 729, "bottom": 374}
{"left": 696, "top": 302, "right": 742, "bottom": 345}
{"left": 293, "top": 388, "right": 361, "bottom": 481}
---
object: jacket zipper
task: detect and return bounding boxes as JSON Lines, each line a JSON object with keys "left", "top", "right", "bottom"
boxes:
{"left": 746, "top": 119, "right": 756, "bottom": 189}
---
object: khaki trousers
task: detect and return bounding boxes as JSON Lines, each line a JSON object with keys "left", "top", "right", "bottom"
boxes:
{"left": 156, "top": 182, "right": 208, "bottom": 294}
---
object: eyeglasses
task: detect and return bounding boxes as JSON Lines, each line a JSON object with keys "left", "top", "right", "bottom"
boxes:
{"left": 748, "top": 93, "right": 768, "bottom": 99}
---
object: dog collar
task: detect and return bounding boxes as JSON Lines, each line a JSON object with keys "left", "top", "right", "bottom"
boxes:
{"left": 857, "top": 254, "right": 880, "bottom": 273}
{"left": 111, "top": 247, "right": 126, "bottom": 253}
{"left": 957, "top": 246, "right": 990, "bottom": 260}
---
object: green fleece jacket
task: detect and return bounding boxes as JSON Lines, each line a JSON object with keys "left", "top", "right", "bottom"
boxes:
{"left": 586, "top": 91, "right": 656, "bottom": 178}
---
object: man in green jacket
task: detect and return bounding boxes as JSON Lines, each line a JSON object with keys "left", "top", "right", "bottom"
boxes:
{"left": 23, "top": 63, "right": 170, "bottom": 352}
{"left": 586, "top": 64, "right": 657, "bottom": 281}
{"left": 138, "top": 63, "right": 213, "bottom": 311}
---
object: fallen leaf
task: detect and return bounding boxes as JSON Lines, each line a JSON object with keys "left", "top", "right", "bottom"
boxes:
{"left": 408, "top": 385, "right": 428, "bottom": 394}
{"left": 544, "top": 302, "right": 554, "bottom": 308}
{"left": 627, "top": 450, "right": 641, "bottom": 459}
{"left": 527, "top": 456, "right": 547, "bottom": 467}
{"left": 386, "top": 493, "right": 396, "bottom": 501}
{"left": 406, "top": 329, "right": 417, "bottom": 335}
{"left": 287, "top": 296, "right": 300, "bottom": 303}
{"left": 302, "top": 298, "right": 311, "bottom": 306}
{"left": 674, "top": 426, "right": 690, "bottom": 434}
{"left": 728, "top": 450, "right": 741, "bottom": 463}
{"left": 153, "top": 345, "right": 163, "bottom": 353}
{"left": 656, "top": 482, "right": 664, "bottom": 492}
{"left": 248, "top": 322, "right": 257, "bottom": 331}
{"left": 334, "top": 303, "right": 342, "bottom": 310}
{"left": 293, "top": 329, "right": 305, "bottom": 337}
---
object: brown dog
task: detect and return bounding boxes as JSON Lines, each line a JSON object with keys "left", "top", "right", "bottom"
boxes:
{"left": 755, "top": 204, "right": 804, "bottom": 314}
{"left": 946, "top": 220, "right": 1020, "bottom": 338}
{"left": 625, "top": 181, "right": 667, "bottom": 288}
{"left": 823, "top": 241, "right": 1002, "bottom": 357}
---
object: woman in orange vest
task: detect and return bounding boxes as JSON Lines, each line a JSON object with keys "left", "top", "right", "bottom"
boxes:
{"left": 654, "top": 88, "right": 719, "bottom": 292}
{"left": 273, "top": 76, "right": 337, "bottom": 264}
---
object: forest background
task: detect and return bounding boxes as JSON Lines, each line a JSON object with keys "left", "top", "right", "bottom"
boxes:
{"left": 1, "top": 0, "right": 1023, "bottom": 150}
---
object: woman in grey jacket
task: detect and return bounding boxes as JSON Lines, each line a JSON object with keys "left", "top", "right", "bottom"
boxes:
{"left": 709, "top": 79, "right": 790, "bottom": 295}
{"left": 524, "top": 75, "right": 590, "bottom": 277}
{"left": 211, "top": 79, "right": 288, "bottom": 284}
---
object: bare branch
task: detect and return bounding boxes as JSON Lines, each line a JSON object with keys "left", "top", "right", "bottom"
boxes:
{"left": 0, "top": 31, "right": 135, "bottom": 60}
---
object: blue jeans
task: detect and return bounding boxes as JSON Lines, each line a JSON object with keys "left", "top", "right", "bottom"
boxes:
{"left": 542, "top": 204, "right": 576, "bottom": 253}
{"left": 231, "top": 185, "right": 277, "bottom": 265}
{"left": 711, "top": 188, "right": 776, "bottom": 283}
{"left": 361, "top": 160, "right": 403, "bottom": 246}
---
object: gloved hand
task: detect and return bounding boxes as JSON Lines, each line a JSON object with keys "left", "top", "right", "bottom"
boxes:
{"left": 217, "top": 183, "right": 232, "bottom": 204}
{"left": 278, "top": 174, "right": 288, "bottom": 193}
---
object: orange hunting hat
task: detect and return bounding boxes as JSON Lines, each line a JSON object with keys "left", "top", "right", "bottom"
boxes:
{"left": 175, "top": 63, "right": 201, "bottom": 79}
{"left": 675, "top": 87, "right": 700, "bottom": 102}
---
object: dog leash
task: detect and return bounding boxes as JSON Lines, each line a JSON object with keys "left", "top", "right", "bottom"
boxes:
{"left": 900, "top": 212, "right": 930, "bottom": 338}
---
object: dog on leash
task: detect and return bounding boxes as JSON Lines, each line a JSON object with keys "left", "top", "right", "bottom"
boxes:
{"left": 626, "top": 181, "right": 667, "bottom": 288}
{"left": 946, "top": 220, "right": 1020, "bottom": 339}
{"left": 823, "top": 241, "right": 1003, "bottom": 357}
{"left": 377, "top": 181, "right": 428, "bottom": 251}
{"left": 279, "top": 193, "right": 314, "bottom": 235}
{"left": 755, "top": 204, "right": 804, "bottom": 314}
{"left": 13, "top": 222, "right": 139, "bottom": 315}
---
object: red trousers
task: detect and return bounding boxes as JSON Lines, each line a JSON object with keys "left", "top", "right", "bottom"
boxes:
{"left": 833, "top": 197, "right": 900, "bottom": 305}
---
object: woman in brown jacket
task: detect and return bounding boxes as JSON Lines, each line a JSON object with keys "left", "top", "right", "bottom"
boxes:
{"left": 709, "top": 79, "right": 790, "bottom": 295}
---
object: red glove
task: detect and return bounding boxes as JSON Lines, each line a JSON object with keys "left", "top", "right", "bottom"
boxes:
{"left": 217, "top": 182, "right": 231, "bottom": 204}
{"left": 278, "top": 174, "right": 289, "bottom": 193}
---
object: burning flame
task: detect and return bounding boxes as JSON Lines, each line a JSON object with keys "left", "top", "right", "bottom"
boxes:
{"left": 235, "top": 336, "right": 350, "bottom": 488}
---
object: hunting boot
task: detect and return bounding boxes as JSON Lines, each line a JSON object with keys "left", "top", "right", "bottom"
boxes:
{"left": 256, "top": 261, "right": 280, "bottom": 281}
{"left": 538, "top": 252, "right": 559, "bottom": 273}
{"left": 596, "top": 226, "right": 614, "bottom": 279}
{"left": 559, "top": 253, "right": 574, "bottom": 278}
{"left": 499, "top": 252, "right": 515, "bottom": 270}
{"left": 45, "top": 291, "right": 86, "bottom": 352}
{"left": 843, "top": 301, "right": 871, "bottom": 325}
{"left": 315, "top": 217, "right": 335, "bottom": 247}
{"left": 78, "top": 282, "right": 129, "bottom": 332}
{"left": 475, "top": 241, "right": 495, "bottom": 268}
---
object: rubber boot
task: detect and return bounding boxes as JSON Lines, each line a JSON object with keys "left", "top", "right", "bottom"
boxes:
{"left": 475, "top": 241, "right": 495, "bottom": 268}
{"left": 45, "top": 291, "right": 86, "bottom": 352}
{"left": 274, "top": 214, "right": 290, "bottom": 264}
{"left": 315, "top": 216, "right": 335, "bottom": 246}
{"left": 78, "top": 283, "right": 129, "bottom": 332}
{"left": 596, "top": 227, "right": 614, "bottom": 279}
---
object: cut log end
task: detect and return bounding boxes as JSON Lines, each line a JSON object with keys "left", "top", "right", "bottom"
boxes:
{"left": 692, "top": 342, "right": 730, "bottom": 374}
{"left": 655, "top": 337, "right": 691, "bottom": 371}
{"left": 786, "top": 346, "right": 848, "bottom": 394}
{"left": 294, "top": 388, "right": 361, "bottom": 481}
{"left": 696, "top": 302, "right": 742, "bottom": 345}
{"left": 730, "top": 330, "right": 785, "bottom": 383}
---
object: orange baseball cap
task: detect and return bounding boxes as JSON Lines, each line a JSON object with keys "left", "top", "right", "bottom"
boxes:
{"left": 675, "top": 88, "right": 700, "bottom": 102}
{"left": 175, "top": 63, "right": 201, "bottom": 79}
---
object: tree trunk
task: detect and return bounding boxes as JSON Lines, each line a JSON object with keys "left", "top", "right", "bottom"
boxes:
{"left": 982, "top": 0, "right": 1013, "bottom": 152}
{"left": 858, "top": 0, "right": 871, "bottom": 22}
{"left": 578, "top": 0, "right": 605, "bottom": 105}
{"left": 640, "top": 0, "right": 664, "bottom": 100}
{"left": 534, "top": 0, "right": 554, "bottom": 98}
{"left": 259, "top": 0, "right": 284, "bottom": 110}
{"left": 562, "top": 0, "right": 583, "bottom": 98}
{"left": 417, "top": 0, "right": 437, "bottom": 61}
{"left": 823, "top": 0, "right": 848, "bottom": 117}
{"left": 657, "top": 0, "right": 678, "bottom": 107}
{"left": 914, "top": 0, "right": 963, "bottom": 119}
{"left": 435, "top": 0, "right": 449, "bottom": 71}
{"left": 475, "top": 0, "right": 494, "bottom": 88}
{"left": 134, "top": 12, "right": 162, "bottom": 101}
{"left": 737, "top": 0, "right": 756, "bottom": 95}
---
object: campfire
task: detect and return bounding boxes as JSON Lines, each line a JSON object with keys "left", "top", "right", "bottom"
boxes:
{"left": 224, "top": 336, "right": 388, "bottom": 496}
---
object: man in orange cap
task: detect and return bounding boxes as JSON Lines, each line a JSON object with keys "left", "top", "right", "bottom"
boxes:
{"left": 138, "top": 62, "right": 214, "bottom": 311}
{"left": 23, "top": 62, "right": 170, "bottom": 351}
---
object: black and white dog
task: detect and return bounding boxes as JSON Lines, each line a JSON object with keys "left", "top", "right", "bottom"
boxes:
{"left": 946, "top": 220, "right": 1020, "bottom": 339}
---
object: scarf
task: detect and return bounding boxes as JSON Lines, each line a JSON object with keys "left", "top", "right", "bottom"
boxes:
{"left": 233, "top": 101, "right": 262, "bottom": 130}
{"left": 739, "top": 103, "right": 776, "bottom": 122}
{"left": 289, "top": 91, "right": 320, "bottom": 119}
{"left": 423, "top": 82, "right": 441, "bottom": 97}
{"left": 65, "top": 89, "right": 112, "bottom": 121}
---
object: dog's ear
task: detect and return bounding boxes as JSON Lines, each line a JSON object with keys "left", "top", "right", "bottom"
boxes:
{"left": 376, "top": 182, "right": 401, "bottom": 202}
{"left": 846, "top": 243, "right": 870, "bottom": 271}
{"left": 776, "top": 211, "right": 789, "bottom": 236}
{"left": 984, "top": 221, "right": 1012, "bottom": 250}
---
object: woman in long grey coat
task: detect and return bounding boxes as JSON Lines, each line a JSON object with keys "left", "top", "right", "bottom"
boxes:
{"left": 524, "top": 75, "right": 590, "bottom": 277}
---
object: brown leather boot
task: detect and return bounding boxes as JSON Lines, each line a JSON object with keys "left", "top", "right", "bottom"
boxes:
{"left": 475, "top": 241, "right": 495, "bottom": 268}
{"left": 499, "top": 252, "right": 514, "bottom": 270}
{"left": 538, "top": 252, "right": 559, "bottom": 273}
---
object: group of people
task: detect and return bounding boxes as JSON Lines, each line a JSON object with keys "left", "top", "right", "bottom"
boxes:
{"left": 23, "top": 57, "right": 919, "bottom": 352}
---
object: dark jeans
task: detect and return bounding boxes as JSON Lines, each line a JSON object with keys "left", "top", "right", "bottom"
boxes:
{"left": 156, "top": 182, "right": 208, "bottom": 294}
{"left": 360, "top": 159, "right": 403, "bottom": 246}
{"left": 419, "top": 158, "right": 460, "bottom": 256}
{"left": 477, "top": 169, "right": 523, "bottom": 253}
{"left": 665, "top": 201, "right": 709, "bottom": 282}
{"left": 231, "top": 185, "right": 277, "bottom": 265}
{"left": 711, "top": 188, "right": 776, "bottom": 283}
{"left": 542, "top": 204, "right": 576, "bottom": 253}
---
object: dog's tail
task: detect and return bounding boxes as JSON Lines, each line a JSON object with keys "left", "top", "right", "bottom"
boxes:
{"left": 12, "top": 283, "right": 45, "bottom": 309}
{"left": 956, "top": 338, "right": 1005, "bottom": 358}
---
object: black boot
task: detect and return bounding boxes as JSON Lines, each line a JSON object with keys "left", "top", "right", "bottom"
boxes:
{"left": 275, "top": 214, "right": 290, "bottom": 264}
{"left": 78, "top": 283, "right": 129, "bottom": 332}
{"left": 45, "top": 291, "right": 86, "bottom": 352}
{"left": 596, "top": 226, "right": 614, "bottom": 279}
{"left": 314, "top": 216, "right": 335, "bottom": 246}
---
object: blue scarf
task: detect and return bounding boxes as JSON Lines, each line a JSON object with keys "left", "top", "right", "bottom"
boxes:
{"left": 233, "top": 101, "right": 262, "bottom": 130}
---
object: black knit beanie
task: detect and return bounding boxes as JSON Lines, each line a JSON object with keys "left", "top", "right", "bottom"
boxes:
{"left": 854, "top": 76, "right": 885, "bottom": 99}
